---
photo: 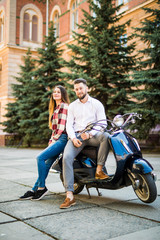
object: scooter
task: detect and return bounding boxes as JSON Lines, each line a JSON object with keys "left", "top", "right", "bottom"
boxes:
{"left": 52, "top": 113, "right": 157, "bottom": 204}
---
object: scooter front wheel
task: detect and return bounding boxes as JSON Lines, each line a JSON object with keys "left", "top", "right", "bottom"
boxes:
{"left": 60, "top": 173, "right": 84, "bottom": 195}
{"left": 132, "top": 173, "right": 157, "bottom": 203}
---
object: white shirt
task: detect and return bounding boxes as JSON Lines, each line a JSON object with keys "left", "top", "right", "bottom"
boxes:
{"left": 66, "top": 96, "right": 107, "bottom": 140}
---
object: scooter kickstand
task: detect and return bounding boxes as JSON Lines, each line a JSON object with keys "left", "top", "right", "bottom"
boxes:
{"left": 96, "top": 187, "right": 102, "bottom": 197}
{"left": 86, "top": 185, "right": 91, "bottom": 199}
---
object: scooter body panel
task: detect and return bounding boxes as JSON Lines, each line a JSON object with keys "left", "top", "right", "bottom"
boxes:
{"left": 128, "top": 158, "right": 153, "bottom": 174}
{"left": 109, "top": 131, "right": 142, "bottom": 161}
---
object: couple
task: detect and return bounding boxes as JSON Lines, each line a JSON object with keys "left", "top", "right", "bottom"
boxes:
{"left": 20, "top": 79, "right": 110, "bottom": 209}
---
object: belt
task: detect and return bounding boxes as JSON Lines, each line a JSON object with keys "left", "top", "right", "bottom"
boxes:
{"left": 75, "top": 131, "right": 81, "bottom": 133}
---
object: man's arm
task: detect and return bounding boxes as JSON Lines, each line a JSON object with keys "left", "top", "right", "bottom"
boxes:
{"left": 89, "top": 100, "right": 107, "bottom": 136}
{"left": 66, "top": 104, "right": 76, "bottom": 140}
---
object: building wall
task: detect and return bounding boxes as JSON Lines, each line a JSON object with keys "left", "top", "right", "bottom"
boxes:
{"left": 0, "top": 0, "right": 158, "bottom": 140}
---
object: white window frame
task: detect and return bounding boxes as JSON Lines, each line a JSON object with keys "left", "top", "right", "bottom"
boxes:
{"left": 20, "top": 4, "right": 42, "bottom": 49}
{"left": 71, "top": 0, "right": 78, "bottom": 32}
{"left": 23, "top": 10, "right": 38, "bottom": 42}
{"left": 50, "top": 5, "right": 61, "bottom": 40}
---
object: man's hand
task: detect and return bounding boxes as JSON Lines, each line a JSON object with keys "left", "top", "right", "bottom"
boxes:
{"left": 81, "top": 132, "right": 90, "bottom": 140}
{"left": 72, "top": 138, "right": 82, "bottom": 147}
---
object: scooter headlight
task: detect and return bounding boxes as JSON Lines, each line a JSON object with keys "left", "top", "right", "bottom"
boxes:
{"left": 113, "top": 115, "right": 124, "bottom": 127}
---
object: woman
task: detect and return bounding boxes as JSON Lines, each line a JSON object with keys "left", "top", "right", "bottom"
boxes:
{"left": 20, "top": 85, "right": 69, "bottom": 200}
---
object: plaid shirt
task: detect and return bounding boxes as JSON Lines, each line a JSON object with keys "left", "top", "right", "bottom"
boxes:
{"left": 49, "top": 102, "right": 68, "bottom": 143}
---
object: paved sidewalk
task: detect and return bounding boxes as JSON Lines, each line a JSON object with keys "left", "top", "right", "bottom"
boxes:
{"left": 0, "top": 147, "right": 160, "bottom": 240}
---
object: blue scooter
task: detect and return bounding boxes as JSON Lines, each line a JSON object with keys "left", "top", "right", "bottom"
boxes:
{"left": 52, "top": 113, "right": 157, "bottom": 204}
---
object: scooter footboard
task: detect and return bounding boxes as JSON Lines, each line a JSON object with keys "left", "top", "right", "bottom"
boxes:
{"left": 129, "top": 158, "right": 153, "bottom": 174}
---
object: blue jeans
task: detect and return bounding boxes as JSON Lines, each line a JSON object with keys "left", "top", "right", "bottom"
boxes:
{"left": 32, "top": 134, "right": 68, "bottom": 191}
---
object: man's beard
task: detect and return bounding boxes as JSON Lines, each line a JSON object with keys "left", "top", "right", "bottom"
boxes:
{"left": 78, "top": 92, "right": 87, "bottom": 100}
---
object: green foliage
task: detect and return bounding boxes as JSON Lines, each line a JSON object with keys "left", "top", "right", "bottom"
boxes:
{"left": 128, "top": 0, "right": 160, "bottom": 139}
{"left": 3, "top": 23, "right": 66, "bottom": 146}
{"left": 2, "top": 49, "right": 36, "bottom": 146}
{"left": 62, "top": 0, "right": 136, "bottom": 117}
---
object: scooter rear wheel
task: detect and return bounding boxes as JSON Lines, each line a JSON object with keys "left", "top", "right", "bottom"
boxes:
{"left": 132, "top": 173, "right": 157, "bottom": 203}
{"left": 60, "top": 173, "right": 84, "bottom": 195}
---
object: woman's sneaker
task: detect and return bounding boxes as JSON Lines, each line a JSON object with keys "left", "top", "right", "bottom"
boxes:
{"left": 31, "top": 187, "right": 48, "bottom": 201}
{"left": 20, "top": 190, "right": 35, "bottom": 200}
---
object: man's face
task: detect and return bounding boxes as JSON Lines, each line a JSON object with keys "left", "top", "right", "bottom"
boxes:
{"left": 74, "top": 82, "right": 88, "bottom": 100}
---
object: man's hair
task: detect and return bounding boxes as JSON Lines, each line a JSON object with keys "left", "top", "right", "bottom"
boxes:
{"left": 74, "top": 78, "right": 87, "bottom": 85}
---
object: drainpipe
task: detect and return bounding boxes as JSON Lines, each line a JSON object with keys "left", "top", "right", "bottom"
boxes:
{"left": 46, "top": 0, "right": 49, "bottom": 36}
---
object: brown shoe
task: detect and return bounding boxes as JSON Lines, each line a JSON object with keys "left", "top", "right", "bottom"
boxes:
{"left": 95, "top": 171, "right": 109, "bottom": 180}
{"left": 60, "top": 198, "right": 76, "bottom": 209}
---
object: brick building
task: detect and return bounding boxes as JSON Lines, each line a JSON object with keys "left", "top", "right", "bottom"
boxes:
{"left": 0, "top": 0, "right": 158, "bottom": 145}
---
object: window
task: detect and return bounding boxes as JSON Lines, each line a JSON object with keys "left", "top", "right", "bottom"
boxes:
{"left": 23, "top": 10, "right": 38, "bottom": 42}
{"left": 53, "top": 11, "right": 59, "bottom": 38}
{"left": 71, "top": 0, "right": 78, "bottom": 32}
{"left": 20, "top": 4, "right": 42, "bottom": 48}
{"left": 120, "top": 34, "right": 127, "bottom": 47}
{"left": 117, "top": 0, "right": 128, "bottom": 5}
{"left": 32, "top": 15, "right": 38, "bottom": 41}
{"left": 0, "top": 11, "right": 4, "bottom": 42}
{"left": 119, "top": 34, "right": 127, "bottom": 55}
{"left": 92, "top": 0, "right": 100, "bottom": 18}
{"left": 23, "top": 13, "right": 29, "bottom": 41}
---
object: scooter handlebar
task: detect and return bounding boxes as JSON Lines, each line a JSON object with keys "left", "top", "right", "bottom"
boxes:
{"left": 78, "top": 113, "right": 142, "bottom": 135}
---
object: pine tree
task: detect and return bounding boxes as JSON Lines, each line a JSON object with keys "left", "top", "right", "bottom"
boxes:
{"left": 3, "top": 23, "right": 65, "bottom": 146}
{"left": 27, "top": 22, "right": 65, "bottom": 144}
{"left": 2, "top": 49, "right": 36, "bottom": 146}
{"left": 129, "top": 0, "right": 160, "bottom": 139}
{"left": 62, "top": 0, "right": 136, "bottom": 117}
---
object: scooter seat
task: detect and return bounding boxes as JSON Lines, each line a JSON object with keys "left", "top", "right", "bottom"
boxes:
{"left": 79, "top": 146, "right": 98, "bottom": 161}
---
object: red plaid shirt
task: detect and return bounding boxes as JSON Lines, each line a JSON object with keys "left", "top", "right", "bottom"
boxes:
{"left": 49, "top": 102, "right": 68, "bottom": 143}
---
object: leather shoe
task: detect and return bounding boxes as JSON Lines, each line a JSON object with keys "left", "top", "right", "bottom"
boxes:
{"left": 60, "top": 198, "right": 76, "bottom": 209}
{"left": 95, "top": 170, "right": 109, "bottom": 180}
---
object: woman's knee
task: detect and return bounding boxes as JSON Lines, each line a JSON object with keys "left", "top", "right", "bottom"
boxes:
{"left": 36, "top": 152, "right": 44, "bottom": 162}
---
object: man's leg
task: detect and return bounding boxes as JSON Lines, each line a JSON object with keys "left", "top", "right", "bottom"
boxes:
{"left": 60, "top": 139, "right": 85, "bottom": 209}
{"left": 63, "top": 139, "right": 84, "bottom": 192}
{"left": 87, "top": 132, "right": 110, "bottom": 179}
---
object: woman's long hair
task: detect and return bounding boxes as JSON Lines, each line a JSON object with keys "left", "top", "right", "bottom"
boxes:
{"left": 49, "top": 85, "right": 70, "bottom": 129}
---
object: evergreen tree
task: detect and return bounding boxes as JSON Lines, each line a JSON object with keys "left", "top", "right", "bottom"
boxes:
{"left": 129, "top": 0, "right": 160, "bottom": 139}
{"left": 62, "top": 0, "right": 136, "bottom": 117}
{"left": 2, "top": 49, "right": 36, "bottom": 146}
{"left": 3, "top": 23, "right": 65, "bottom": 146}
{"left": 26, "top": 22, "right": 65, "bottom": 144}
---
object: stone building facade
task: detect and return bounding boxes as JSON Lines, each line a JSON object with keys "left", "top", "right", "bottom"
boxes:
{"left": 0, "top": 0, "right": 158, "bottom": 145}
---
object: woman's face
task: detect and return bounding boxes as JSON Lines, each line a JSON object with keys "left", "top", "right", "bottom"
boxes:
{"left": 52, "top": 87, "right": 62, "bottom": 101}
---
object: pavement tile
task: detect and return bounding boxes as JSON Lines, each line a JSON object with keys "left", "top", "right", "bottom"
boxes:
{"left": 103, "top": 196, "right": 160, "bottom": 222}
{"left": 0, "top": 195, "right": 95, "bottom": 220}
{"left": 75, "top": 185, "right": 137, "bottom": 205}
{"left": 0, "top": 212, "right": 16, "bottom": 224}
{"left": 109, "top": 226, "right": 160, "bottom": 240}
{"left": 0, "top": 221, "right": 53, "bottom": 240}
{"left": 25, "top": 207, "right": 159, "bottom": 240}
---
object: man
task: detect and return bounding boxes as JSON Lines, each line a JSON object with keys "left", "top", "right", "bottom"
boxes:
{"left": 60, "top": 78, "right": 110, "bottom": 209}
